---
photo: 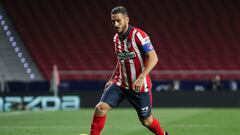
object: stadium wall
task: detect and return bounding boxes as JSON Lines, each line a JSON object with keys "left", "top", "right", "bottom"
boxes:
{"left": 1, "top": 80, "right": 240, "bottom": 112}
{"left": 1, "top": 89, "right": 240, "bottom": 111}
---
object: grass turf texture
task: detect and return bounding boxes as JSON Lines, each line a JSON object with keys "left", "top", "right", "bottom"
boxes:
{"left": 0, "top": 108, "right": 240, "bottom": 135}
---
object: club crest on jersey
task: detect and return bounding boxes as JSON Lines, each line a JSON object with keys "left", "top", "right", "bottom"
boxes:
{"left": 117, "top": 52, "right": 136, "bottom": 60}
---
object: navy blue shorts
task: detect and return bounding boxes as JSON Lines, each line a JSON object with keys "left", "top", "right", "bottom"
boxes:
{"left": 100, "top": 84, "right": 152, "bottom": 119}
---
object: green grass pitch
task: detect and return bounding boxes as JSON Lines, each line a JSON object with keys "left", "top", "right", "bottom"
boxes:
{"left": 0, "top": 108, "right": 240, "bottom": 135}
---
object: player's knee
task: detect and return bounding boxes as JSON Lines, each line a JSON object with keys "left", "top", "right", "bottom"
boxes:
{"left": 95, "top": 102, "right": 111, "bottom": 113}
{"left": 140, "top": 116, "right": 153, "bottom": 127}
{"left": 141, "top": 119, "right": 151, "bottom": 127}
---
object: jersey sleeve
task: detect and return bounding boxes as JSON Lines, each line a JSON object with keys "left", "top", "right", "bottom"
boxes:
{"left": 135, "top": 30, "right": 154, "bottom": 53}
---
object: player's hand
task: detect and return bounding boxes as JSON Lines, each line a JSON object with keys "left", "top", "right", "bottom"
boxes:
{"left": 104, "top": 81, "right": 112, "bottom": 91}
{"left": 132, "top": 76, "right": 144, "bottom": 92}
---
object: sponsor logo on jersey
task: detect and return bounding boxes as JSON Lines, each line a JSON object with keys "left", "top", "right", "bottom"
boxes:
{"left": 117, "top": 52, "right": 136, "bottom": 60}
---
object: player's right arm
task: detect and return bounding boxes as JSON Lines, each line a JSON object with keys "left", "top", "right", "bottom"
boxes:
{"left": 104, "top": 61, "right": 119, "bottom": 89}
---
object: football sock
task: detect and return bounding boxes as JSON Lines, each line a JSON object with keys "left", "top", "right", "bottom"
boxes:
{"left": 90, "top": 114, "right": 106, "bottom": 135}
{"left": 148, "top": 117, "right": 165, "bottom": 135}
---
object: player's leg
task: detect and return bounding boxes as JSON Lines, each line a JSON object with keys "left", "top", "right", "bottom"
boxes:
{"left": 125, "top": 90, "right": 167, "bottom": 135}
{"left": 90, "top": 84, "right": 124, "bottom": 135}
{"left": 90, "top": 102, "right": 110, "bottom": 135}
{"left": 141, "top": 114, "right": 168, "bottom": 135}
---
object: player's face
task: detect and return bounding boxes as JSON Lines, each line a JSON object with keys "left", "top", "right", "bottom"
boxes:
{"left": 111, "top": 13, "right": 129, "bottom": 34}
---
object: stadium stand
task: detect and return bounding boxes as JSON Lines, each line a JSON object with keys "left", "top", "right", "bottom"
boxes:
{"left": 2, "top": 0, "right": 240, "bottom": 80}
{"left": 0, "top": 1, "right": 43, "bottom": 81}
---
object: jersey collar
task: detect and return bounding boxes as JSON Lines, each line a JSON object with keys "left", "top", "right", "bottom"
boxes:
{"left": 118, "top": 25, "right": 133, "bottom": 41}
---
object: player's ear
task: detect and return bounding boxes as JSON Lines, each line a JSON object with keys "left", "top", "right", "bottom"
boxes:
{"left": 126, "top": 16, "right": 129, "bottom": 23}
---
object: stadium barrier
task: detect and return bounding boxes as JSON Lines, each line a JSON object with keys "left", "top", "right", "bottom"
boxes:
{"left": 0, "top": 95, "right": 80, "bottom": 112}
{"left": 1, "top": 90, "right": 240, "bottom": 112}
{"left": 2, "top": 80, "right": 240, "bottom": 93}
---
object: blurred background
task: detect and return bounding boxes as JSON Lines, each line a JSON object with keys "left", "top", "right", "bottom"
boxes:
{"left": 0, "top": 0, "right": 240, "bottom": 111}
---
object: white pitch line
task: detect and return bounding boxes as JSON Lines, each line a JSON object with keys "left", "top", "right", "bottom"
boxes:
{"left": 0, "top": 111, "right": 39, "bottom": 117}
{"left": 170, "top": 124, "right": 240, "bottom": 128}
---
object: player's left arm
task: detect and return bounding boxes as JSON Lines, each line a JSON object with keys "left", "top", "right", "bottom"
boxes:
{"left": 133, "top": 50, "right": 158, "bottom": 91}
{"left": 140, "top": 50, "right": 158, "bottom": 78}
{"left": 132, "top": 32, "right": 158, "bottom": 91}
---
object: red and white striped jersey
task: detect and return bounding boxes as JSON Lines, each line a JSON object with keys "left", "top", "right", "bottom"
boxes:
{"left": 112, "top": 26, "right": 154, "bottom": 93}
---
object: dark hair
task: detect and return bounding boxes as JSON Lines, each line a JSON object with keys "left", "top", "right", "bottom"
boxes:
{"left": 111, "top": 6, "right": 128, "bottom": 15}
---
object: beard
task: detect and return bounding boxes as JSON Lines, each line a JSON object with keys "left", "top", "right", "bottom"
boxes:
{"left": 117, "top": 24, "right": 128, "bottom": 35}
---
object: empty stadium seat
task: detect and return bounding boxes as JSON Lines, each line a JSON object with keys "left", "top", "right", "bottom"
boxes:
{"left": 3, "top": 0, "right": 240, "bottom": 80}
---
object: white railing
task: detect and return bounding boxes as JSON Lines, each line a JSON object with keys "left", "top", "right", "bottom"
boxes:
{"left": 152, "top": 70, "right": 240, "bottom": 75}
{"left": 58, "top": 69, "right": 240, "bottom": 78}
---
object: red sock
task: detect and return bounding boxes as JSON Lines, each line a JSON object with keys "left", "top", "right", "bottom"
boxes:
{"left": 90, "top": 114, "right": 106, "bottom": 135}
{"left": 148, "top": 118, "right": 165, "bottom": 135}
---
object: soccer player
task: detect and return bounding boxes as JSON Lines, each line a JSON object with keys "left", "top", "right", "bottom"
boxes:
{"left": 90, "top": 6, "right": 169, "bottom": 135}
